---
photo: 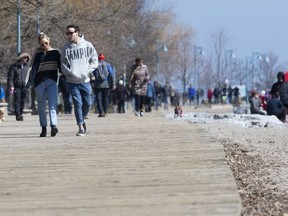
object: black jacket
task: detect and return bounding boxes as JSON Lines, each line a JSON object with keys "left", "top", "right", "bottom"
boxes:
{"left": 7, "top": 62, "right": 29, "bottom": 88}
{"left": 278, "top": 82, "right": 288, "bottom": 107}
{"left": 267, "top": 97, "right": 286, "bottom": 116}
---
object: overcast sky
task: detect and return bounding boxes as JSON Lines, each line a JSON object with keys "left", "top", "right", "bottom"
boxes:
{"left": 168, "top": 0, "right": 288, "bottom": 67}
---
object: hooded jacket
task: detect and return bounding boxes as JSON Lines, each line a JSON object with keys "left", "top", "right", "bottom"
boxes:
{"left": 271, "top": 71, "right": 285, "bottom": 94}
{"left": 7, "top": 53, "right": 30, "bottom": 88}
{"left": 271, "top": 71, "right": 288, "bottom": 107}
{"left": 61, "top": 35, "right": 98, "bottom": 84}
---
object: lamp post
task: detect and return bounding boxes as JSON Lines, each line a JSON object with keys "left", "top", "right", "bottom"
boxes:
{"left": 36, "top": 1, "right": 40, "bottom": 34}
{"left": 251, "top": 51, "right": 264, "bottom": 90}
{"left": 156, "top": 40, "right": 168, "bottom": 80}
{"left": 122, "top": 37, "right": 136, "bottom": 87}
{"left": 193, "top": 46, "right": 204, "bottom": 88}
{"left": 252, "top": 52, "right": 269, "bottom": 90}
{"left": 224, "top": 49, "right": 236, "bottom": 85}
{"left": 17, "top": 0, "right": 21, "bottom": 54}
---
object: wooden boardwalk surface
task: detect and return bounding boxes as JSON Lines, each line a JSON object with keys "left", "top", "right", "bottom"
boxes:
{"left": 0, "top": 109, "right": 241, "bottom": 216}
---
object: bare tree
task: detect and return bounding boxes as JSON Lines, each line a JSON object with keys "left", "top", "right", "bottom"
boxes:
{"left": 209, "top": 27, "right": 230, "bottom": 87}
{"left": 259, "top": 52, "right": 282, "bottom": 91}
{"left": 0, "top": 0, "right": 176, "bottom": 83}
{"left": 160, "top": 25, "right": 193, "bottom": 91}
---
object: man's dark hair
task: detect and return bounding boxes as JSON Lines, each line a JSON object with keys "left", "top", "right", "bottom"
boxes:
{"left": 66, "top": 24, "right": 80, "bottom": 32}
{"left": 277, "top": 71, "right": 285, "bottom": 81}
{"left": 135, "top": 57, "right": 143, "bottom": 63}
{"left": 272, "top": 90, "right": 280, "bottom": 98}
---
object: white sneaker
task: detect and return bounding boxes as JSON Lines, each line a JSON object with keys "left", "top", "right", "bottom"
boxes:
{"left": 135, "top": 112, "right": 140, "bottom": 117}
{"left": 140, "top": 112, "right": 144, "bottom": 116}
{"left": 76, "top": 129, "right": 85, "bottom": 136}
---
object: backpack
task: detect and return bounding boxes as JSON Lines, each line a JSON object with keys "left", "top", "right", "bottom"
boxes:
{"left": 93, "top": 62, "right": 109, "bottom": 81}
{"left": 0, "top": 85, "right": 5, "bottom": 101}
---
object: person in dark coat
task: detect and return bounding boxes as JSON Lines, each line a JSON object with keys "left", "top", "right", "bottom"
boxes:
{"left": 145, "top": 80, "right": 155, "bottom": 112}
{"left": 115, "top": 80, "right": 130, "bottom": 113}
{"left": 7, "top": 52, "right": 30, "bottom": 121}
{"left": 267, "top": 91, "right": 286, "bottom": 122}
{"left": 93, "top": 53, "right": 115, "bottom": 117}
{"left": 58, "top": 74, "right": 72, "bottom": 114}
{"left": 271, "top": 71, "right": 288, "bottom": 109}
{"left": 271, "top": 71, "right": 285, "bottom": 95}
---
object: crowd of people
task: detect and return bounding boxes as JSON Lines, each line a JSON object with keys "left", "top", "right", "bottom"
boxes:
{"left": 246, "top": 71, "right": 288, "bottom": 122}
{"left": 1, "top": 24, "right": 288, "bottom": 136}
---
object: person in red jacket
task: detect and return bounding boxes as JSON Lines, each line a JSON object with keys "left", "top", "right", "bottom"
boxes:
{"left": 207, "top": 88, "right": 213, "bottom": 104}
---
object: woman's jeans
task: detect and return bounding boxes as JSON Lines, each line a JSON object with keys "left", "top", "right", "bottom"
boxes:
{"left": 35, "top": 79, "right": 58, "bottom": 127}
{"left": 68, "top": 82, "right": 92, "bottom": 125}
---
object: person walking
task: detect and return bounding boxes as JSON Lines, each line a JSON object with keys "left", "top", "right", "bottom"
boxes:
{"left": 7, "top": 52, "right": 30, "bottom": 121}
{"left": 161, "top": 81, "right": 170, "bottom": 110}
{"left": 58, "top": 74, "right": 72, "bottom": 114}
{"left": 196, "top": 87, "right": 204, "bottom": 106}
{"left": 61, "top": 24, "right": 98, "bottom": 136}
{"left": 169, "top": 83, "right": 176, "bottom": 107}
{"left": 145, "top": 80, "right": 155, "bottom": 112}
{"left": 28, "top": 32, "right": 61, "bottom": 137}
{"left": 188, "top": 84, "right": 196, "bottom": 105}
{"left": 93, "top": 53, "right": 115, "bottom": 117}
{"left": 153, "top": 81, "right": 162, "bottom": 110}
{"left": 129, "top": 57, "right": 149, "bottom": 116}
{"left": 115, "top": 80, "right": 130, "bottom": 113}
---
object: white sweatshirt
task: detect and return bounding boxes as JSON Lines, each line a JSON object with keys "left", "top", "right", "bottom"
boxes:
{"left": 61, "top": 35, "right": 98, "bottom": 84}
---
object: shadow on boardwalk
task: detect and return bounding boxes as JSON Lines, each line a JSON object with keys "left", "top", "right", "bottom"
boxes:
{"left": 0, "top": 109, "right": 241, "bottom": 216}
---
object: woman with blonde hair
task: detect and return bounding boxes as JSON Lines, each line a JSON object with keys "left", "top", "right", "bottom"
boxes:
{"left": 28, "top": 32, "right": 61, "bottom": 137}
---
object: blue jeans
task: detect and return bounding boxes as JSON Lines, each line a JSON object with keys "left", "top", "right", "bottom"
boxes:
{"left": 68, "top": 82, "right": 92, "bottom": 125}
{"left": 35, "top": 79, "right": 58, "bottom": 127}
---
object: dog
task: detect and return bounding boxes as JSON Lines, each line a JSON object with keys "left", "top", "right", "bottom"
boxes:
{"left": 174, "top": 105, "right": 183, "bottom": 118}
{"left": 57, "top": 104, "right": 64, "bottom": 115}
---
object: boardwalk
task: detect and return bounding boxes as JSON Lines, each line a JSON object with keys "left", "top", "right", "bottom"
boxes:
{"left": 0, "top": 108, "right": 241, "bottom": 216}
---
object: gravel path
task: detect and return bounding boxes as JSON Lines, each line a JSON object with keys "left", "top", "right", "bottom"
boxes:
{"left": 171, "top": 104, "right": 288, "bottom": 216}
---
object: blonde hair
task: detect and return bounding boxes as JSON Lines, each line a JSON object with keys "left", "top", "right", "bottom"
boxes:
{"left": 38, "top": 32, "right": 50, "bottom": 43}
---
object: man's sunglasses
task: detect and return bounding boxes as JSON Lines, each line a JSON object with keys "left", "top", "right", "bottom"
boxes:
{"left": 66, "top": 31, "right": 76, "bottom": 35}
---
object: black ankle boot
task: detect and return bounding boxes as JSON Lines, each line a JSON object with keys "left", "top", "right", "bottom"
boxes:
{"left": 40, "top": 127, "right": 47, "bottom": 137}
{"left": 51, "top": 125, "right": 58, "bottom": 137}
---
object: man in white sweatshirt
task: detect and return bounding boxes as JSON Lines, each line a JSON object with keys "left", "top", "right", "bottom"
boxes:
{"left": 61, "top": 24, "right": 98, "bottom": 136}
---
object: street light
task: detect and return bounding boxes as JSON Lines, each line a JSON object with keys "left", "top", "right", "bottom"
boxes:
{"left": 156, "top": 40, "right": 169, "bottom": 80}
{"left": 224, "top": 49, "right": 236, "bottom": 85}
{"left": 17, "top": 0, "right": 21, "bottom": 54}
{"left": 193, "top": 46, "right": 204, "bottom": 88}
{"left": 122, "top": 37, "right": 136, "bottom": 87}
{"left": 250, "top": 51, "right": 269, "bottom": 90}
{"left": 248, "top": 52, "right": 260, "bottom": 90}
